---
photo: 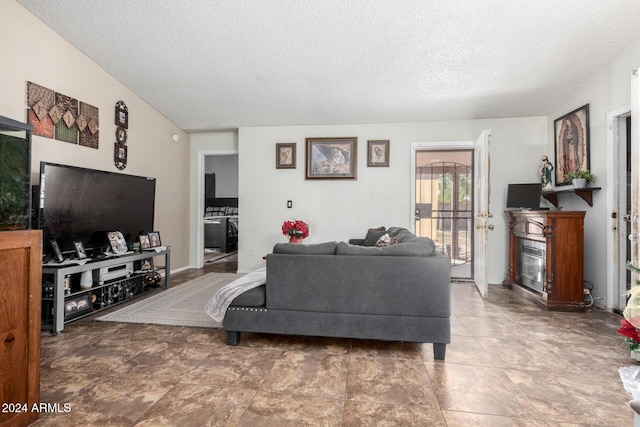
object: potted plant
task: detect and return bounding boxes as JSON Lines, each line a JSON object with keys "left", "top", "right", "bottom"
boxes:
{"left": 564, "top": 169, "right": 596, "bottom": 189}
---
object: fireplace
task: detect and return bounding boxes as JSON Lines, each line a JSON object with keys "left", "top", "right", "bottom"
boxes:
{"left": 504, "top": 210, "right": 585, "bottom": 311}
{"left": 517, "top": 239, "right": 546, "bottom": 293}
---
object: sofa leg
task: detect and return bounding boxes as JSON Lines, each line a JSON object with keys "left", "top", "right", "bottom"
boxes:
{"left": 433, "top": 343, "right": 446, "bottom": 360}
{"left": 227, "top": 331, "right": 241, "bottom": 346}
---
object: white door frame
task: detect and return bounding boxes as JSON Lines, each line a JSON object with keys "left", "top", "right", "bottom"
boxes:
{"left": 195, "top": 149, "right": 238, "bottom": 268}
{"left": 606, "top": 105, "right": 631, "bottom": 311}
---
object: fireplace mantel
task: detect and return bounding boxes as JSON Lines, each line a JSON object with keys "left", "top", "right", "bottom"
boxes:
{"left": 503, "top": 210, "right": 586, "bottom": 312}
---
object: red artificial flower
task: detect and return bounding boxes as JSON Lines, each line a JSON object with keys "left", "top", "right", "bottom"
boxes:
{"left": 282, "top": 220, "right": 309, "bottom": 238}
{"left": 618, "top": 318, "right": 640, "bottom": 342}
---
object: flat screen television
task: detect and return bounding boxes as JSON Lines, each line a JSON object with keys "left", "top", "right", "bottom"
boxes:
{"left": 506, "top": 183, "right": 542, "bottom": 210}
{"left": 0, "top": 116, "right": 32, "bottom": 231}
{"left": 38, "top": 162, "right": 156, "bottom": 256}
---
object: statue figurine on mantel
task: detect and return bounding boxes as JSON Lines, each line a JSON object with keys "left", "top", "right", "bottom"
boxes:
{"left": 539, "top": 155, "right": 554, "bottom": 191}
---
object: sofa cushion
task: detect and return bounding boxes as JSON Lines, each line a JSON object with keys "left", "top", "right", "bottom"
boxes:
{"left": 386, "top": 227, "right": 417, "bottom": 243}
{"left": 335, "top": 241, "right": 435, "bottom": 256}
{"left": 229, "top": 284, "right": 266, "bottom": 307}
{"left": 272, "top": 241, "right": 338, "bottom": 255}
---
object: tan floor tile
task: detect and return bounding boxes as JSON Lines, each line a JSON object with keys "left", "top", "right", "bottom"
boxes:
{"left": 35, "top": 376, "right": 173, "bottom": 427}
{"left": 261, "top": 351, "right": 349, "bottom": 398}
{"left": 343, "top": 400, "right": 445, "bottom": 426}
{"left": 133, "top": 384, "right": 255, "bottom": 426}
{"left": 238, "top": 391, "right": 344, "bottom": 426}
{"left": 180, "top": 345, "right": 282, "bottom": 388}
{"left": 426, "top": 362, "right": 531, "bottom": 418}
{"left": 347, "top": 356, "right": 438, "bottom": 407}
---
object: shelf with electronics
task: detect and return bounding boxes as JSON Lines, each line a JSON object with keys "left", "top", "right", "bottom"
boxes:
{"left": 41, "top": 247, "right": 170, "bottom": 335}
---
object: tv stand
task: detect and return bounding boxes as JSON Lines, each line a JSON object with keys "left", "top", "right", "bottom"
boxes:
{"left": 41, "top": 247, "right": 171, "bottom": 334}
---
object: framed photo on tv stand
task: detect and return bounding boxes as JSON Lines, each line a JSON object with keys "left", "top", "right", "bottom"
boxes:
{"left": 107, "top": 231, "right": 128, "bottom": 255}
{"left": 50, "top": 240, "right": 64, "bottom": 262}
{"left": 148, "top": 231, "right": 161, "bottom": 248}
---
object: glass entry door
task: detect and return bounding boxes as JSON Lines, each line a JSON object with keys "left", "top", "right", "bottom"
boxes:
{"left": 415, "top": 150, "right": 473, "bottom": 279}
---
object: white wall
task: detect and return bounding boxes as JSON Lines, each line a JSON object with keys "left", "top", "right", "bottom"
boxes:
{"left": 545, "top": 37, "right": 640, "bottom": 308}
{"left": 235, "top": 118, "right": 547, "bottom": 279}
{"left": 205, "top": 155, "right": 239, "bottom": 198}
{"left": 1, "top": 1, "right": 190, "bottom": 270}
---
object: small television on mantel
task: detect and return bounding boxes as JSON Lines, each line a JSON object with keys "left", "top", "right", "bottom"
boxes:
{"left": 506, "top": 183, "right": 542, "bottom": 210}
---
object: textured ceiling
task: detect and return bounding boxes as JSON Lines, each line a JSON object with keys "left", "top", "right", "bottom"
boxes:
{"left": 16, "top": 0, "right": 640, "bottom": 131}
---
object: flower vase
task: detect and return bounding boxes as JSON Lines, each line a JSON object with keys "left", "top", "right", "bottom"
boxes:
{"left": 289, "top": 235, "right": 302, "bottom": 244}
{"left": 631, "top": 350, "right": 640, "bottom": 362}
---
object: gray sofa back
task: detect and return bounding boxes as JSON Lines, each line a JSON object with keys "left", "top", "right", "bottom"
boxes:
{"left": 265, "top": 253, "right": 450, "bottom": 318}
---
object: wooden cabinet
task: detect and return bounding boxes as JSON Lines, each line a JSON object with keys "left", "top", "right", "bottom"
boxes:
{"left": 504, "top": 210, "right": 586, "bottom": 311}
{"left": 0, "top": 230, "right": 42, "bottom": 427}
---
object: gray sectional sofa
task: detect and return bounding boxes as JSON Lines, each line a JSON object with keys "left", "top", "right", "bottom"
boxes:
{"left": 223, "top": 227, "right": 452, "bottom": 359}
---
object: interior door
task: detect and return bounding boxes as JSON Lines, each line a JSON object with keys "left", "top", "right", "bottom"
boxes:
{"left": 473, "top": 130, "right": 492, "bottom": 297}
{"left": 631, "top": 70, "right": 640, "bottom": 284}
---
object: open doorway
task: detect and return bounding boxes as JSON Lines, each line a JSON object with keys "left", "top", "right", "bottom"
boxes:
{"left": 202, "top": 154, "right": 239, "bottom": 265}
{"left": 415, "top": 149, "right": 473, "bottom": 280}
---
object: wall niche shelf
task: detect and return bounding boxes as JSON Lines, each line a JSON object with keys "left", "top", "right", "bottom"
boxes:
{"left": 542, "top": 187, "right": 601, "bottom": 207}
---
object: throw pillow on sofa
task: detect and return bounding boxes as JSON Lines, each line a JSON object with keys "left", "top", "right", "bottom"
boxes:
{"left": 363, "top": 226, "right": 387, "bottom": 246}
{"left": 375, "top": 233, "right": 399, "bottom": 247}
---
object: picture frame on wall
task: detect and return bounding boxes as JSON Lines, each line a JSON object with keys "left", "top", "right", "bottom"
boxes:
{"left": 276, "top": 143, "right": 296, "bottom": 169}
{"left": 367, "top": 140, "right": 390, "bottom": 167}
{"left": 553, "top": 104, "right": 590, "bottom": 186}
{"left": 114, "top": 100, "right": 128, "bottom": 129}
{"left": 305, "top": 137, "right": 357, "bottom": 180}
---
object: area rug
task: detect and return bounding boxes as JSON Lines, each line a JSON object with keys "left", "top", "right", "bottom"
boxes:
{"left": 95, "top": 273, "right": 241, "bottom": 328}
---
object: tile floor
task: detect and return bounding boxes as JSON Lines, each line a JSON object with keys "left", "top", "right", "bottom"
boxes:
{"left": 32, "top": 259, "right": 637, "bottom": 426}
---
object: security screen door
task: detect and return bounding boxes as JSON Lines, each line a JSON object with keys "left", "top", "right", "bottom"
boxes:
{"left": 415, "top": 150, "right": 473, "bottom": 280}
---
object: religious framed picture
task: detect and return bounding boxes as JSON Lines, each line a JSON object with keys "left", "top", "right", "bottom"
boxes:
{"left": 553, "top": 104, "right": 590, "bottom": 186}
{"left": 367, "top": 140, "right": 390, "bottom": 167}
{"left": 305, "top": 137, "right": 357, "bottom": 180}
{"left": 276, "top": 143, "right": 296, "bottom": 169}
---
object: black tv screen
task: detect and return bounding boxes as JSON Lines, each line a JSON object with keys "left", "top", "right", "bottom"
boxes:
{"left": 506, "top": 183, "right": 542, "bottom": 210}
{"left": 38, "top": 162, "right": 156, "bottom": 255}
